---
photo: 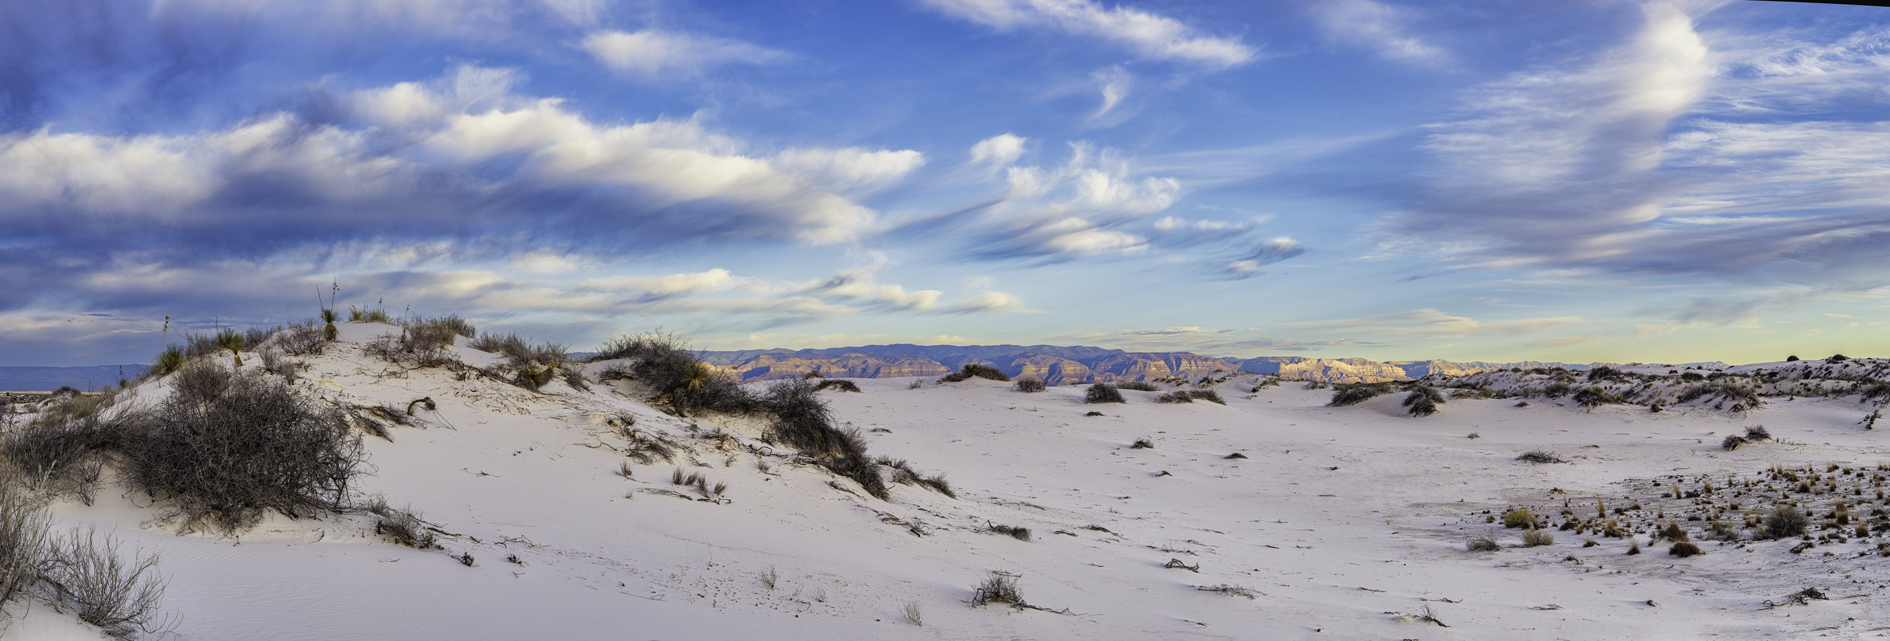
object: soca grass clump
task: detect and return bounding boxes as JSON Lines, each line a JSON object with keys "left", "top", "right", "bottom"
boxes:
{"left": 1328, "top": 382, "right": 1395, "bottom": 407}
{"left": 471, "top": 332, "right": 570, "bottom": 393}
{"left": 1013, "top": 379, "right": 1046, "bottom": 393}
{"left": 1156, "top": 390, "right": 1226, "bottom": 405}
{"left": 762, "top": 379, "right": 889, "bottom": 501}
{"left": 940, "top": 364, "right": 1008, "bottom": 383}
{"left": 812, "top": 379, "right": 861, "bottom": 393}
{"left": 1403, "top": 385, "right": 1444, "bottom": 417}
{"left": 1085, "top": 384, "right": 1125, "bottom": 404}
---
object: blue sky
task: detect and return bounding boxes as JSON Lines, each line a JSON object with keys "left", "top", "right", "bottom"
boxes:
{"left": 5, "top": 0, "right": 1890, "bottom": 367}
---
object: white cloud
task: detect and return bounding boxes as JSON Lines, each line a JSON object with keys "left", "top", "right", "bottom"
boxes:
{"left": 580, "top": 29, "right": 784, "bottom": 78}
{"left": 769, "top": 147, "right": 926, "bottom": 195}
{"left": 1088, "top": 66, "right": 1135, "bottom": 125}
{"left": 923, "top": 0, "right": 1257, "bottom": 68}
{"left": 1290, "top": 309, "right": 1581, "bottom": 337}
{"left": 1311, "top": 0, "right": 1445, "bottom": 65}
{"left": 968, "top": 143, "right": 1180, "bottom": 258}
{"left": 969, "top": 133, "right": 1028, "bottom": 167}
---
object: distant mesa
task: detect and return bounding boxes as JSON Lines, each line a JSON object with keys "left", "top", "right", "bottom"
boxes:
{"left": 693, "top": 344, "right": 1729, "bottom": 386}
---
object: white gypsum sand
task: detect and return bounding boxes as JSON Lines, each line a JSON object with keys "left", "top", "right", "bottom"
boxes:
{"left": 7, "top": 326, "right": 1888, "bottom": 639}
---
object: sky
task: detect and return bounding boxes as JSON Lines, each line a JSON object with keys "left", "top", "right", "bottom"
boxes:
{"left": 4, "top": 0, "right": 1890, "bottom": 367}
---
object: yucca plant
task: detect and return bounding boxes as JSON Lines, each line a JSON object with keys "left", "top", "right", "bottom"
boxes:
{"left": 320, "top": 308, "right": 339, "bottom": 341}
{"left": 214, "top": 328, "right": 246, "bottom": 367}
{"left": 152, "top": 346, "right": 185, "bottom": 377}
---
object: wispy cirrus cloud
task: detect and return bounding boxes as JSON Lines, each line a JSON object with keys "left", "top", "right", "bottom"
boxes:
{"left": 581, "top": 30, "right": 785, "bottom": 78}
{"left": 1392, "top": 3, "right": 1890, "bottom": 292}
{"left": 1310, "top": 0, "right": 1446, "bottom": 65}
{"left": 1047, "top": 326, "right": 1376, "bottom": 354}
{"left": 921, "top": 0, "right": 1258, "bottom": 68}
{"left": 1289, "top": 309, "right": 1581, "bottom": 337}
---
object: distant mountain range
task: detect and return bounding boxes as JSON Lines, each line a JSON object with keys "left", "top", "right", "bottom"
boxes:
{"left": 0, "top": 365, "right": 149, "bottom": 392}
{"left": 695, "top": 344, "right": 1733, "bottom": 386}
{"left": 1, "top": 346, "right": 1734, "bottom": 391}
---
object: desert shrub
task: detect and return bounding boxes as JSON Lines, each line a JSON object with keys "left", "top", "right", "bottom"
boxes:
{"left": 1658, "top": 522, "right": 1689, "bottom": 542}
{"left": 1677, "top": 382, "right": 1762, "bottom": 411}
{"left": 242, "top": 325, "right": 281, "bottom": 353}
{"left": 1085, "top": 384, "right": 1125, "bottom": 404}
{"left": 972, "top": 571, "right": 1022, "bottom": 606}
{"left": 1465, "top": 536, "right": 1499, "bottom": 552}
{"left": 1587, "top": 366, "right": 1625, "bottom": 382}
{"left": 1013, "top": 379, "right": 1046, "bottom": 393}
{"left": 364, "top": 331, "right": 457, "bottom": 369}
{"left": 1786, "top": 355, "right": 1800, "bottom": 362}
{"left": 1187, "top": 390, "right": 1225, "bottom": 405}
{"left": 415, "top": 315, "right": 475, "bottom": 343}
{"left": 1130, "top": 439, "right": 1154, "bottom": 449}
{"left": 762, "top": 379, "right": 886, "bottom": 500}
{"left": 1516, "top": 450, "right": 1564, "bottom": 464}
{"left": 150, "top": 346, "right": 184, "bottom": 378}
{"left": 1113, "top": 381, "right": 1158, "bottom": 392}
{"left": 348, "top": 305, "right": 392, "bottom": 323}
{"left": 813, "top": 379, "right": 861, "bottom": 393}
{"left": 374, "top": 507, "right": 437, "bottom": 549}
{"left": 1745, "top": 425, "right": 1771, "bottom": 441}
{"left": 900, "top": 601, "right": 922, "bottom": 627}
{"left": 939, "top": 364, "right": 1009, "bottom": 383}
{"left": 470, "top": 332, "right": 568, "bottom": 369}
{"left": 5, "top": 409, "right": 131, "bottom": 505}
{"left": 276, "top": 319, "right": 325, "bottom": 356}
{"left": 1501, "top": 508, "right": 1536, "bottom": 529}
{"left": 623, "top": 432, "right": 676, "bottom": 465}
{"left": 1155, "top": 391, "right": 1193, "bottom": 404}
{"left": 181, "top": 331, "right": 220, "bottom": 360}
{"left": 590, "top": 333, "right": 751, "bottom": 415}
{"left": 170, "top": 360, "right": 232, "bottom": 405}
{"left": 1830, "top": 354, "right": 1849, "bottom": 362}
{"left": 1404, "top": 385, "right": 1443, "bottom": 417}
{"left": 1329, "top": 382, "right": 1394, "bottom": 407}
{"left": 984, "top": 522, "right": 1030, "bottom": 541}
{"left": 1669, "top": 541, "right": 1702, "bottom": 557}
{"left": 0, "top": 464, "right": 50, "bottom": 605}
{"left": 123, "top": 375, "right": 367, "bottom": 535}
{"left": 39, "top": 526, "right": 170, "bottom": 637}
{"left": 1764, "top": 505, "right": 1809, "bottom": 539}
{"left": 918, "top": 474, "right": 955, "bottom": 498}
{"left": 1722, "top": 435, "right": 1747, "bottom": 451}
{"left": 1573, "top": 386, "right": 1619, "bottom": 410}
{"left": 559, "top": 367, "right": 590, "bottom": 392}
{"left": 1522, "top": 529, "right": 1554, "bottom": 547}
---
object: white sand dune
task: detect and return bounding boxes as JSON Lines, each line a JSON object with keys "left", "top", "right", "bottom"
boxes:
{"left": 11, "top": 324, "right": 1889, "bottom": 639}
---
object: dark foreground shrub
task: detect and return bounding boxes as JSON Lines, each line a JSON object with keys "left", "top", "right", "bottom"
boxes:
{"left": 40, "top": 526, "right": 170, "bottom": 638}
{"left": 1329, "top": 382, "right": 1394, "bottom": 407}
{"left": 1085, "top": 384, "right": 1125, "bottom": 404}
{"left": 5, "top": 407, "right": 130, "bottom": 505}
{"left": 0, "top": 464, "right": 50, "bottom": 604}
{"left": 1013, "top": 379, "right": 1046, "bottom": 393}
{"left": 940, "top": 364, "right": 1009, "bottom": 383}
{"left": 1722, "top": 435, "right": 1747, "bottom": 451}
{"left": 972, "top": 571, "right": 1022, "bottom": 606}
{"left": 762, "top": 379, "right": 886, "bottom": 500}
{"left": 1157, "top": 390, "right": 1226, "bottom": 404}
{"left": 1155, "top": 391, "right": 1193, "bottom": 404}
{"left": 1466, "top": 536, "right": 1499, "bottom": 552}
{"left": 170, "top": 360, "right": 232, "bottom": 405}
{"left": 1669, "top": 541, "right": 1702, "bottom": 557}
{"left": 1573, "top": 386, "right": 1620, "bottom": 410}
{"left": 813, "top": 379, "right": 861, "bottom": 393}
{"left": 1404, "top": 385, "right": 1444, "bottom": 417}
{"left": 1516, "top": 450, "right": 1565, "bottom": 464}
{"left": 123, "top": 376, "right": 367, "bottom": 535}
{"left": 1745, "top": 425, "right": 1771, "bottom": 441}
